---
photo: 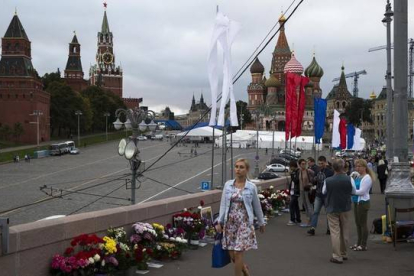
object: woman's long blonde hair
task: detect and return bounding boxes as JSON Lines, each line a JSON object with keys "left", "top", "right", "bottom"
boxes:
{"left": 354, "top": 159, "right": 376, "bottom": 181}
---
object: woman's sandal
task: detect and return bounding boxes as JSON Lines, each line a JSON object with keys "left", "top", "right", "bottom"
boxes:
{"left": 242, "top": 264, "right": 250, "bottom": 276}
{"left": 349, "top": 244, "right": 358, "bottom": 250}
{"left": 353, "top": 245, "right": 367, "bottom": 251}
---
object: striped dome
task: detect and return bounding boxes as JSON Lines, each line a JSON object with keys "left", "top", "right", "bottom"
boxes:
{"left": 284, "top": 52, "right": 304, "bottom": 74}
{"left": 305, "top": 56, "right": 324, "bottom": 78}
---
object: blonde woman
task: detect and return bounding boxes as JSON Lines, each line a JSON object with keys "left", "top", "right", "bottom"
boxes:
{"left": 216, "top": 159, "right": 265, "bottom": 276}
{"left": 350, "top": 159, "right": 374, "bottom": 251}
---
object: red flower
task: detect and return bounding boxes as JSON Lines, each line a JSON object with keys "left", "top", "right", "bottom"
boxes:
{"left": 64, "top": 247, "right": 74, "bottom": 256}
{"left": 200, "top": 200, "right": 205, "bottom": 207}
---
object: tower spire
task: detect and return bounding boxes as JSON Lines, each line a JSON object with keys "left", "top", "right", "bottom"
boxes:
{"left": 101, "top": 4, "right": 110, "bottom": 33}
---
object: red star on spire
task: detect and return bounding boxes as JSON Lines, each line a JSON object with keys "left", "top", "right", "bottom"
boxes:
{"left": 103, "top": 2, "right": 107, "bottom": 8}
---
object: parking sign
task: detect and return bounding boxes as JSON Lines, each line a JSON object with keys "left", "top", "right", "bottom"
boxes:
{"left": 201, "top": 181, "right": 211, "bottom": 191}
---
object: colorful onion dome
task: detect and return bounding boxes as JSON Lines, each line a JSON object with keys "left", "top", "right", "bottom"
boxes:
{"left": 370, "top": 90, "right": 377, "bottom": 99}
{"left": 265, "top": 74, "right": 281, "bottom": 87}
{"left": 250, "top": 57, "right": 265, "bottom": 74}
{"left": 279, "top": 13, "right": 286, "bottom": 22}
{"left": 284, "top": 52, "right": 304, "bottom": 74}
{"left": 304, "top": 55, "right": 324, "bottom": 78}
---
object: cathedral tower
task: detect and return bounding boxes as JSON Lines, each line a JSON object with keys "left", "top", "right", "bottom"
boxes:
{"left": 64, "top": 32, "right": 88, "bottom": 92}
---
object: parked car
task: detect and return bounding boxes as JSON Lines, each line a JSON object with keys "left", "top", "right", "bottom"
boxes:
{"left": 280, "top": 149, "right": 301, "bottom": 157}
{"left": 151, "top": 134, "right": 163, "bottom": 140}
{"left": 266, "top": 163, "right": 288, "bottom": 172}
{"left": 269, "top": 157, "right": 289, "bottom": 166}
{"left": 279, "top": 153, "right": 298, "bottom": 161}
{"left": 70, "top": 148, "right": 80, "bottom": 155}
{"left": 258, "top": 172, "right": 279, "bottom": 180}
{"left": 137, "top": 136, "right": 147, "bottom": 141}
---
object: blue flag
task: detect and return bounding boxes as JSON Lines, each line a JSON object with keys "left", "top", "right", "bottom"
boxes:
{"left": 347, "top": 123, "right": 355, "bottom": 149}
{"left": 314, "top": 98, "right": 327, "bottom": 144}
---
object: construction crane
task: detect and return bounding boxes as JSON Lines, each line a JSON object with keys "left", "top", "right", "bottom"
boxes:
{"left": 368, "top": 38, "right": 414, "bottom": 98}
{"left": 332, "top": 70, "right": 367, "bottom": 98}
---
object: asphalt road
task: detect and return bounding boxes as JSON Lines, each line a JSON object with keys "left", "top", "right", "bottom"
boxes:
{"left": 0, "top": 140, "right": 280, "bottom": 226}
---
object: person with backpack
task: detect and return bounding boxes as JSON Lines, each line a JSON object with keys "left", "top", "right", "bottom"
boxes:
{"left": 307, "top": 156, "right": 334, "bottom": 236}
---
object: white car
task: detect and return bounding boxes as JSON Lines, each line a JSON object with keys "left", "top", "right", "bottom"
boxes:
{"left": 70, "top": 148, "right": 80, "bottom": 155}
{"left": 137, "top": 136, "right": 147, "bottom": 141}
{"left": 279, "top": 149, "right": 301, "bottom": 157}
{"left": 266, "top": 163, "right": 288, "bottom": 172}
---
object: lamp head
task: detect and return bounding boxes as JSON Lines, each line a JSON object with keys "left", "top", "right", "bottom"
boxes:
{"left": 113, "top": 118, "right": 123, "bottom": 130}
{"left": 124, "top": 118, "right": 132, "bottom": 130}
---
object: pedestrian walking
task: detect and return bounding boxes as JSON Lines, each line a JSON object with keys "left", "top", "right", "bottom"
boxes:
{"left": 350, "top": 159, "right": 374, "bottom": 252}
{"left": 216, "top": 158, "right": 265, "bottom": 276}
{"left": 307, "top": 156, "right": 334, "bottom": 236}
{"left": 376, "top": 159, "right": 388, "bottom": 194}
{"left": 323, "top": 159, "right": 356, "bottom": 264}
{"left": 287, "top": 160, "right": 301, "bottom": 226}
{"left": 297, "top": 159, "right": 314, "bottom": 227}
{"left": 307, "top": 157, "right": 319, "bottom": 175}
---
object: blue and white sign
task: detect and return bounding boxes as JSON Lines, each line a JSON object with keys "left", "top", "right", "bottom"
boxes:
{"left": 201, "top": 181, "right": 211, "bottom": 191}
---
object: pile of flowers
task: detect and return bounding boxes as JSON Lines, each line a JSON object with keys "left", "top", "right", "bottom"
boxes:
{"left": 173, "top": 208, "right": 205, "bottom": 241}
{"left": 130, "top": 222, "right": 157, "bottom": 246}
{"left": 51, "top": 234, "right": 104, "bottom": 275}
{"left": 269, "top": 189, "right": 290, "bottom": 211}
{"left": 106, "top": 227, "right": 133, "bottom": 271}
{"left": 259, "top": 186, "right": 290, "bottom": 216}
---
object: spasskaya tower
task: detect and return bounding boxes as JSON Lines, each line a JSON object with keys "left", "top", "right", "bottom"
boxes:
{"left": 89, "top": 4, "right": 123, "bottom": 98}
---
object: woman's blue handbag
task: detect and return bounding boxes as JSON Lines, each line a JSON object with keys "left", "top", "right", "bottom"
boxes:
{"left": 212, "top": 233, "right": 231, "bottom": 268}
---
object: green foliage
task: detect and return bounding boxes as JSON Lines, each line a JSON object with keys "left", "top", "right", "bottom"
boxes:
{"left": 47, "top": 81, "right": 91, "bottom": 136}
{"left": 236, "top": 100, "right": 252, "bottom": 128}
{"left": 0, "top": 124, "right": 12, "bottom": 140}
{"left": 81, "top": 86, "right": 126, "bottom": 132}
{"left": 344, "top": 98, "right": 373, "bottom": 127}
{"left": 42, "top": 71, "right": 63, "bottom": 90}
{"left": 12, "top": 123, "right": 24, "bottom": 141}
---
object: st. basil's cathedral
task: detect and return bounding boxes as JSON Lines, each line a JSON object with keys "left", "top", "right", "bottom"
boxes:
{"left": 247, "top": 14, "right": 325, "bottom": 135}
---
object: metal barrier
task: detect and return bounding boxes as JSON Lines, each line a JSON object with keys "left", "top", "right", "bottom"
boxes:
{"left": 0, "top": 217, "right": 9, "bottom": 255}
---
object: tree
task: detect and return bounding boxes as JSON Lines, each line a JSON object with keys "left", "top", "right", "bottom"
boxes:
{"left": 81, "top": 86, "right": 126, "bottom": 132}
{"left": 224, "top": 100, "right": 252, "bottom": 129}
{"left": 13, "top": 123, "right": 24, "bottom": 141}
{"left": 47, "top": 81, "right": 91, "bottom": 136}
{"left": 42, "top": 71, "right": 63, "bottom": 90}
{"left": 345, "top": 98, "right": 373, "bottom": 127}
{"left": 0, "top": 125, "right": 12, "bottom": 141}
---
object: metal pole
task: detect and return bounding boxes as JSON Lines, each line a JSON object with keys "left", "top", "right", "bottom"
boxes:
{"left": 230, "top": 129, "right": 234, "bottom": 179}
{"left": 105, "top": 115, "right": 108, "bottom": 141}
{"left": 77, "top": 114, "right": 80, "bottom": 147}
{"left": 393, "top": 0, "right": 408, "bottom": 162}
{"left": 223, "top": 125, "right": 227, "bottom": 182}
{"left": 254, "top": 114, "right": 260, "bottom": 177}
{"left": 272, "top": 125, "right": 275, "bottom": 159}
{"left": 211, "top": 127, "right": 215, "bottom": 189}
{"left": 36, "top": 112, "right": 40, "bottom": 148}
{"left": 385, "top": 0, "right": 394, "bottom": 160}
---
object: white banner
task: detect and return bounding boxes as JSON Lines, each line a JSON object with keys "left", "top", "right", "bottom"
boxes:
{"left": 332, "top": 109, "right": 340, "bottom": 148}
{"left": 207, "top": 12, "right": 240, "bottom": 127}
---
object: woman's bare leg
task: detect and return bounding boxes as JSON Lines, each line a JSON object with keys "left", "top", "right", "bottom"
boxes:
{"left": 233, "top": 251, "right": 244, "bottom": 276}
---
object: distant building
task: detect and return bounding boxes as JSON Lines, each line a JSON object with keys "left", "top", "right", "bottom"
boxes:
{"left": 63, "top": 33, "right": 88, "bottom": 92}
{"left": 0, "top": 13, "right": 50, "bottom": 143}
{"left": 246, "top": 14, "right": 323, "bottom": 133}
{"left": 188, "top": 93, "right": 209, "bottom": 126}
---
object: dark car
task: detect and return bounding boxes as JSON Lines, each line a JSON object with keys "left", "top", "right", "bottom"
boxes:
{"left": 279, "top": 153, "right": 298, "bottom": 161}
{"left": 258, "top": 172, "right": 279, "bottom": 180}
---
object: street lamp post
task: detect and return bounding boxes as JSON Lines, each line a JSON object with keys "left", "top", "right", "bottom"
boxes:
{"left": 383, "top": 0, "right": 394, "bottom": 160}
{"left": 30, "top": 110, "right": 43, "bottom": 148}
{"left": 104, "top": 112, "right": 110, "bottom": 141}
{"left": 75, "top": 110, "right": 83, "bottom": 147}
{"left": 113, "top": 107, "right": 157, "bottom": 204}
{"left": 253, "top": 110, "right": 262, "bottom": 178}
{"left": 270, "top": 115, "right": 277, "bottom": 160}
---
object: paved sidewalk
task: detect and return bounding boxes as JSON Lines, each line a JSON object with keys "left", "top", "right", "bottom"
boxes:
{"left": 147, "top": 181, "right": 414, "bottom": 276}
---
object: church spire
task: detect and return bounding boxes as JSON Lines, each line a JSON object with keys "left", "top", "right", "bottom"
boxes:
{"left": 200, "top": 93, "right": 204, "bottom": 104}
{"left": 101, "top": 10, "right": 110, "bottom": 34}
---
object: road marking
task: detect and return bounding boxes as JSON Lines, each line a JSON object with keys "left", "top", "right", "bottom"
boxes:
{"left": 139, "top": 154, "right": 244, "bottom": 204}
{"left": 0, "top": 143, "right": 165, "bottom": 190}
{"left": 0, "top": 151, "right": 171, "bottom": 216}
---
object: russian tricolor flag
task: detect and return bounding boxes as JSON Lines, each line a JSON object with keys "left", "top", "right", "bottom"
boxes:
{"left": 332, "top": 109, "right": 362, "bottom": 150}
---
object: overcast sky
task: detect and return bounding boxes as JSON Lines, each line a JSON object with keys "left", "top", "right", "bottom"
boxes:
{"left": 1, "top": 0, "right": 413, "bottom": 114}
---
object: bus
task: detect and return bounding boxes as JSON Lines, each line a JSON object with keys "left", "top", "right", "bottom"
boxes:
{"left": 65, "top": 141, "right": 75, "bottom": 151}
{"left": 50, "top": 144, "right": 62, "bottom": 156}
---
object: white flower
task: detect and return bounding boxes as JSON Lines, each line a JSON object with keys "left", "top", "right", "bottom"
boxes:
{"left": 270, "top": 186, "right": 274, "bottom": 189}
{"left": 93, "top": 254, "right": 100, "bottom": 262}
{"left": 258, "top": 194, "right": 265, "bottom": 199}
{"left": 101, "top": 260, "right": 105, "bottom": 267}
{"left": 164, "top": 235, "right": 169, "bottom": 239}
{"left": 169, "top": 237, "right": 176, "bottom": 241}
{"left": 143, "top": 248, "right": 147, "bottom": 252}
{"left": 157, "top": 245, "right": 161, "bottom": 250}
{"left": 88, "top": 257, "right": 94, "bottom": 264}
{"left": 183, "top": 208, "right": 187, "bottom": 211}
{"left": 198, "top": 206, "right": 202, "bottom": 210}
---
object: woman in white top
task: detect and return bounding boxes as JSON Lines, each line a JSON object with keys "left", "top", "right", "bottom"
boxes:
{"left": 350, "top": 159, "right": 374, "bottom": 251}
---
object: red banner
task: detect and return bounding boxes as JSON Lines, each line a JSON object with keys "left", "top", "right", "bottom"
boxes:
{"left": 339, "top": 118, "right": 347, "bottom": 149}
{"left": 285, "top": 73, "right": 309, "bottom": 140}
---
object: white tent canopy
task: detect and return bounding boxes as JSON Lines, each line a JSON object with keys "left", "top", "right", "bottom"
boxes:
{"left": 176, "top": 126, "right": 223, "bottom": 141}
{"left": 215, "top": 130, "right": 323, "bottom": 150}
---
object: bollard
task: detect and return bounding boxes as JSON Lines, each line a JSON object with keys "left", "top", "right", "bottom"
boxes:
{"left": 0, "top": 217, "right": 9, "bottom": 255}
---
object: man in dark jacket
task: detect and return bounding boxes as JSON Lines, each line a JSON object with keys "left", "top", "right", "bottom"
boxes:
{"left": 288, "top": 160, "right": 301, "bottom": 225}
{"left": 307, "top": 156, "right": 334, "bottom": 236}
{"left": 323, "top": 159, "right": 356, "bottom": 264}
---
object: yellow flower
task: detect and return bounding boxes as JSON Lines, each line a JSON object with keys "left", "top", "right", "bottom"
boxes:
{"left": 103, "top": 236, "right": 117, "bottom": 254}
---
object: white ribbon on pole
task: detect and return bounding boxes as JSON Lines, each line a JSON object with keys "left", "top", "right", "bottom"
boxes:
{"left": 352, "top": 127, "right": 362, "bottom": 151}
{"left": 332, "top": 109, "right": 340, "bottom": 148}
{"left": 207, "top": 12, "right": 240, "bottom": 127}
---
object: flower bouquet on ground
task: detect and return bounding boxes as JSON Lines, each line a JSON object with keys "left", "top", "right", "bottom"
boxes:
{"left": 269, "top": 189, "right": 289, "bottom": 214}
{"left": 173, "top": 207, "right": 205, "bottom": 243}
{"left": 51, "top": 234, "right": 103, "bottom": 275}
{"left": 106, "top": 227, "right": 133, "bottom": 272}
{"left": 258, "top": 193, "right": 273, "bottom": 218}
{"left": 133, "top": 244, "right": 153, "bottom": 271}
{"left": 130, "top": 222, "right": 157, "bottom": 247}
